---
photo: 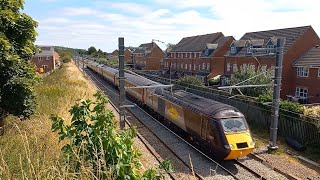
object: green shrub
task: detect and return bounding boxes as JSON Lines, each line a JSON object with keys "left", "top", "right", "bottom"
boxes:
{"left": 177, "top": 75, "right": 204, "bottom": 87}
{"left": 257, "top": 94, "right": 304, "bottom": 114}
{"left": 51, "top": 92, "right": 172, "bottom": 179}
{"left": 208, "top": 75, "right": 221, "bottom": 86}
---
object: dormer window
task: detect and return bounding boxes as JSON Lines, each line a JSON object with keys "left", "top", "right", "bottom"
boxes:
{"left": 205, "top": 49, "right": 209, "bottom": 56}
{"left": 267, "top": 45, "right": 274, "bottom": 54}
{"left": 247, "top": 44, "right": 253, "bottom": 54}
{"left": 231, "top": 46, "right": 236, "bottom": 54}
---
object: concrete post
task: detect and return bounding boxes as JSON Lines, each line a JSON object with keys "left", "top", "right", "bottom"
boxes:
{"left": 268, "top": 38, "right": 285, "bottom": 150}
{"left": 118, "top": 37, "right": 126, "bottom": 129}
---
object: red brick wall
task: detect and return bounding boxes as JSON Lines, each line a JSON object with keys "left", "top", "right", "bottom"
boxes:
{"left": 283, "top": 27, "right": 320, "bottom": 98}
{"left": 31, "top": 55, "right": 55, "bottom": 73}
{"left": 295, "top": 68, "right": 320, "bottom": 103}
{"left": 225, "top": 27, "right": 320, "bottom": 99}
{"left": 145, "top": 46, "right": 164, "bottom": 70}
{"left": 124, "top": 49, "right": 132, "bottom": 64}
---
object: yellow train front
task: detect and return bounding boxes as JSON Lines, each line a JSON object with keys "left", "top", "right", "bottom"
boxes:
{"left": 86, "top": 61, "right": 255, "bottom": 160}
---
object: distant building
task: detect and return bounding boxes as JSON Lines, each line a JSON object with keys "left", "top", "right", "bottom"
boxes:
{"left": 224, "top": 25, "right": 320, "bottom": 101}
{"left": 31, "top": 46, "right": 60, "bottom": 73}
{"left": 111, "top": 50, "right": 119, "bottom": 58}
{"left": 162, "top": 32, "right": 234, "bottom": 82}
{"left": 132, "top": 42, "right": 164, "bottom": 70}
{"left": 292, "top": 45, "right": 320, "bottom": 103}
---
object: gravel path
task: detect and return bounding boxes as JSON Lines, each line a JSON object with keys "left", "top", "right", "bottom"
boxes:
{"left": 255, "top": 147, "right": 320, "bottom": 179}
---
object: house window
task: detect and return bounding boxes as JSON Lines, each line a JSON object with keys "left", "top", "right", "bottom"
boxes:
{"left": 250, "top": 64, "right": 255, "bottom": 70}
{"left": 42, "top": 65, "right": 48, "bottom": 68}
{"left": 233, "top": 64, "right": 238, "bottom": 72}
{"left": 297, "top": 67, "right": 309, "bottom": 77}
{"left": 181, "top": 63, "right": 184, "bottom": 69}
{"left": 247, "top": 44, "right": 253, "bottom": 54}
{"left": 207, "top": 63, "right": 210, "bottom": 70}
{"left": 231, "top": 46, "right": 236, "bottom": 54}
{"left": 177, "top": 63, "right": 180, "bottom": 69}
{"left": 199, "top": 65, "right": 202, "bottom": 70}
{"left": 173, "top": 63, "right": 176, "bottom": 68}
{"left": 242, "top": 63, "right": 247, "bottom": 70}
{"left": 227, "top": 63, "right": 231, "bottom": 72}
{"left": 38, "top": 56, "right": 43, "bottom": 61}
{"left": 189, "top": 64, "right": 191, "bottom": 70}
{"left": 190, "top": 52, "right": 192, "bottom": 58}
{"left": 203, "top": 63, "right": 206, "bottom": 70}
{"left": 194, "top": 64, "right": 197, "bottom": 70}
{"left": 318, "top": 68, "right": 320, "bottom": 77}
{"left": 185, "top": 64, "right": 188, "bottom": 69}
{"left": 267, "top": 45, "right": 274, "bottom": 54}
{"left": 295, "top": 87, "right": 308, "bottom": 98}
{"left": 46, "top": 56, "right": 50, "bottom": 60}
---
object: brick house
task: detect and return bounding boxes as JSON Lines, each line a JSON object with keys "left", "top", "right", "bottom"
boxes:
{"left": 111, "top": 50, "right": 119, "bottom": 58}
{"left": 291, "top": 45, "right": 320, "bottom": 103}
{"left": 161, "top": 32, "right": 234, "bottom": 82}
{"left": 31, "top": 46, "right": 60, "bottom": 73}
{"left": 224, "top": 26, "right": 320, "bottom": 100}
{"left": 124, "top": 47, "right": 137, "bottom": 64}
{"left": 132, "top": 42, "right": 164, "bottom": 70}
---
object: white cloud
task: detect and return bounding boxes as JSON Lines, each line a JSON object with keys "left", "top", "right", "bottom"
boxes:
{"left": 35, "top": 0, "right": 320, "bottom": 52}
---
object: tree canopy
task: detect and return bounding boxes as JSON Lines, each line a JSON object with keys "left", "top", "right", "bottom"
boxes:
{"left": 88, "top": 46, "right": 97, "bottom": 55}
{"left": 0, "top": 0, "right": 39, "bottom": 134}
{"left": 230, "top": 65, "right": 274, "bottom": 97}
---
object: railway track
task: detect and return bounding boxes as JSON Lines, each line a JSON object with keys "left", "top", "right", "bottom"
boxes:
{"left": 82, "top": 66, "right": 289, "bottom": 179}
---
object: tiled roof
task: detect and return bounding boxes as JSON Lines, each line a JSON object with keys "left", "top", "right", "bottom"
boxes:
{"left": 294, "top": 45, "right": 320, "bottom": 67}
{"left": 226, "top": 26, "right": 312, "bottom": 57}
{"left": 208, "top": 36, "right": 234, "bottom": 57}
{"left": 133, "top": 42, "right": 159, "bottom": 54}
{"left": 171, "top": 32, "right": 224, "bottom": 52}
{"left": 35, "top": 46, "right": 54, "bottom": 56}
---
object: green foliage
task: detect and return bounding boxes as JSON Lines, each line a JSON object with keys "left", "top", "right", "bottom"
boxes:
{"left": 88, "top": 46, "right": 97, "bottom": 55}
{"left": 54, "top": 46, "right": 87, "bottom": 56}
{"left": 0, "top": 0, "right": 39, "bottom": 120}
{"left": 208, "top": 75, "right": 221, "bottom": 86}
{"left": 177, "top": 75, "right": 204, "bottom": 87}
{"left": 51, "top": 92, "right": 172, "bottom": 179}
{"left": 60, "top": 51, "right": 72, "bottom": 63}
{"left": 257, "top": 94, "right": 304, "bottom": 114}
{"left": 230, "top": 65, "right": 274, "bottom": 97}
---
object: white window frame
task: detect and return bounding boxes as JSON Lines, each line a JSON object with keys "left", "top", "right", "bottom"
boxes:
{"left": 203, "top": 63, "right": 206, "bottom": 70}
{"left": 46, "top": 56, "right": 50, "bottom": 60}
{"left": 199, "top": 65, "right": 202, "bottom": 70}
{"left": 207, "top": 63, "right": 210, "bottom": 70}
{"left": 267, "top": 45, "right": 274, "bottom": 54}
{"left": 318, "top": 68, "right": 320, "bottom": 77}
{"left": 181, "top": 63, "right": 183, "bottom": 69}
{"left": 296, "top": 67, "right": 309, "bottom": 77}
{"left": 194, "top": 64, "right": 197, "bottom": 70}
{"left": 189, "top": 64, "right": 192, "bottom": 70}
{"left": 233, "top": 64, "right": 238, "bottom": 72}
{"left": 185, "top": 64, "right": 188, "bottom": 69}
{"left": 295, "top": 87, "right": 308, "bottom": 98}
{"left": 250, "top": 64, "right": 255, "bottom": 70}
{"left": 247, "top": 44, "right": 253, "bottom": 54}
{"left": 190, "top": 52, "right": 192, "bottom": 58}
{"left": 42, "top": 65, "right": 48, "bottom": 68}
{"left": 227, "top": 63, "right": 231, "bottom": 72}
{"left": 38, "top": 56, "right": 43, "bottom": 61}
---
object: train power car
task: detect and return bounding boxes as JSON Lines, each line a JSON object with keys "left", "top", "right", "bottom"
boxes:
{"left": 86, "top": 61, "right": 255, "bottom": 160}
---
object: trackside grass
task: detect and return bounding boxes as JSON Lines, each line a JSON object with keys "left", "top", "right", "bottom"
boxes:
{"left": 0, "top": 62, "right": 97, "bottom": 179}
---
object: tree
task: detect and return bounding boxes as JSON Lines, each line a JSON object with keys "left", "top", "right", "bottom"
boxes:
{"left": 88, "top": 46, "right": 97, "bottom": 55}
{"left": 177, "top": 75, "right": 204, "bottom": 87}
{"left": 0, "top": 0, "right": 39, "bottom": 135}
{"left": 166, "top": 43, "right": 175, "bottom": 53}
{"left": 230, "top": 65, "right": 274, "bottom": 97}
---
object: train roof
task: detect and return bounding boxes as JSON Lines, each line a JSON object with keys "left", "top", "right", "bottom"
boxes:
{"left": 161, "top": 90, "right": 243, "bottom": 119}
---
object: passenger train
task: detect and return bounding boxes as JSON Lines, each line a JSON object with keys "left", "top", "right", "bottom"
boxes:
{"left": 85, "top": 60, "right": 255, "bottom": 160}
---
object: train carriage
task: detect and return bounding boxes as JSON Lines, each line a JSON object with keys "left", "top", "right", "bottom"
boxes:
{"left": 86, "top": 61, "right": 255, "bottom": 160}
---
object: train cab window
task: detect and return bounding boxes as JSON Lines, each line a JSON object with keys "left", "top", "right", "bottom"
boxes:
{"left": 221, "top": 118, "right": 247, "bottom": 132}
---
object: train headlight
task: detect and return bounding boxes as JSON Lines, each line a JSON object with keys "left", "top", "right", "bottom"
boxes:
{"left": 224, "top": 144, "right": 235, "bottom": 149}
{"left": 249, "top": 141, "right": 255, "bottom": 147}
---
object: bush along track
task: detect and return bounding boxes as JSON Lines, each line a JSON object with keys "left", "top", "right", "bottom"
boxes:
{"left": 51, "top": 91, "right": 173, "bottom": 179}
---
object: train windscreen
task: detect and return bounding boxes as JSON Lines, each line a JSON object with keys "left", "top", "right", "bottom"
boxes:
{"left": 221, "top": 118, "right": 248, "bottom": 132}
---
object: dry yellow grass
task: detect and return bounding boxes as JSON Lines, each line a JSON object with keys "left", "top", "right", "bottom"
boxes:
{"left": 0, "top": 62, "right": 98, "bottom": 179}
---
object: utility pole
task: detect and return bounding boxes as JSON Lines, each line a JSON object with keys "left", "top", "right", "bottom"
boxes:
{"left": 268, "top": 38, "right": 285, "bottom": 150}
{"left": 118, "top": 37, "right": 126, "bottom": 129}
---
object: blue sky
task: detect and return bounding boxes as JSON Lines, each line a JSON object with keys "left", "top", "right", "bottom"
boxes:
{"left": 24, "top": 0, "right": 320, "bottom": 52}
